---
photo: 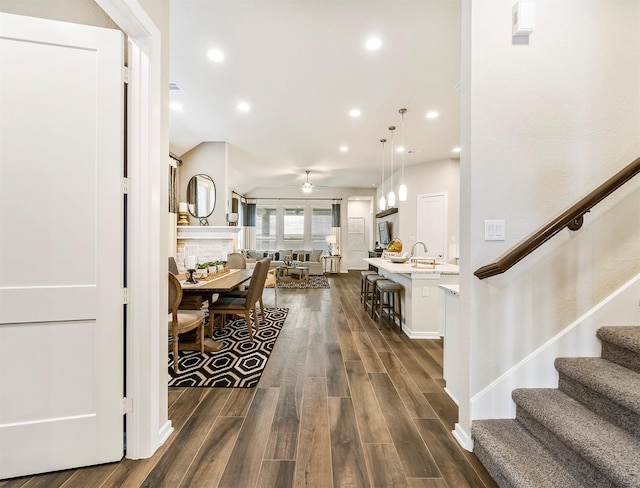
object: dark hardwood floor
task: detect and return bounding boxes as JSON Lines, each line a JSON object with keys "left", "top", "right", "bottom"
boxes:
{"left": 1, "top": 271, "right": 497, "bottom": 488}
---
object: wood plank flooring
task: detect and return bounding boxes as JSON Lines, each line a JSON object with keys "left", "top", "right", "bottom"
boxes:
{"left": 1, "top": 271, "right": 497, "bottom": 488}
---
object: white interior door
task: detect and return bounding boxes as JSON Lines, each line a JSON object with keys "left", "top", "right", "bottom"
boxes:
{"left": 416, "top": 192, "right": 448, "bottom": 261}
{"left": 0, "top": 13, "right": 124, "bottom": 478}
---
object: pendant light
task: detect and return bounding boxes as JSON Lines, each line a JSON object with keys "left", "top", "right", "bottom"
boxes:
{"left": 398, "top": 108, "right": 408, "bottom": 201}
{"left": 387, "top": 126, "right": 396, "bottom": 207}
{"left": 378, "top": 138, "right": 386, "bottom": 211}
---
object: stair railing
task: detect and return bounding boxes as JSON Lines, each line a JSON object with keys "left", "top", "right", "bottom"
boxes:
{"left": 474, "top": 156, "right": 640, "bottom": 280}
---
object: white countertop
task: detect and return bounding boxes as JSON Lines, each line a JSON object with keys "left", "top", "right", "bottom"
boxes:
{"left": 364, "top": 257, "right": 460, "bottom": 276}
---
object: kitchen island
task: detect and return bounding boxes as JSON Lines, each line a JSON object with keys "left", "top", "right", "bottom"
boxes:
{"left": 363, "top": 257, "right": 459, "bottom": 339}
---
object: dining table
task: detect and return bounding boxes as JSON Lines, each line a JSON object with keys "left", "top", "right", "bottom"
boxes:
{"left": 180, "top": 268, "right": 254, "bottom": 352}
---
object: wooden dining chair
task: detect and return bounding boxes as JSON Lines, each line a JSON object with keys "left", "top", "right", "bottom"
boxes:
{"left": 209, "top": 258, "right": 270, "bottom": 342}
{"left": 220, "top": 256, "right": 275, "bottom": 316}
{"left": 168, "top": 272, "right": 205, "bottom": 373}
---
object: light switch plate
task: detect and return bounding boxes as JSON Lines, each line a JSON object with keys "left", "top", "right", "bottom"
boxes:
{"left": 485, "top": 220, "right": 506, "bottom": 241}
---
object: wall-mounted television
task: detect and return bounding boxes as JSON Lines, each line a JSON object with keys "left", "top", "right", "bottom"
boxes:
{"left": 378, "top": 221, "right": 391, "bottom": 246}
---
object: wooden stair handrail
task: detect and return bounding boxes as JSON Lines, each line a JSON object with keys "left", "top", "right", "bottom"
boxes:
{"left": 475, "top": 156, "right": 640, "bottom": 279}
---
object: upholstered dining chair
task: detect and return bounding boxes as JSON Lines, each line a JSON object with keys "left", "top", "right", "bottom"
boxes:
{"left": 226, "top": 252, "right": 247, "bottom": 269}
{"left": 210, "top": 257, "right": 270, "bottom": 342}
{"left": 169, "top": 256, "right": 179, "bottom": 275}
{"left": 168, "top": 272, "right": 205, "bottom": 373}
{"left": 221, "top": 256, "right": 276, "bottom": 315}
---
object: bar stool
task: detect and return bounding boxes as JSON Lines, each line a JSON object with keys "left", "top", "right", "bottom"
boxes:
{"left": 360, "top": 270, "right": 378, "bottom": 304}
{"left": 375, "top": 279, "right": 403, "bottom": 329}
{"left": 364, "top": 274, "right": 384, "bottom": 316}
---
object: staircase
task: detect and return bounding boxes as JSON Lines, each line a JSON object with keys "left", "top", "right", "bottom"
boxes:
{"left": 472, "top": 326, "right": 640, "bottom": 488}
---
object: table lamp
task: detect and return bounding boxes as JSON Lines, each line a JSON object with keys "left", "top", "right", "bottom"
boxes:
{"left": 325, "top": 235, "right": 337, "bottom": 256}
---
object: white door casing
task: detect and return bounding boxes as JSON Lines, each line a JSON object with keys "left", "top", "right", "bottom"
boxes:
{"left": 0, "top": 13, "right": 124, "bottom": 478}
{"left": 416, "top": 192, "right": 448, "bottom": 261}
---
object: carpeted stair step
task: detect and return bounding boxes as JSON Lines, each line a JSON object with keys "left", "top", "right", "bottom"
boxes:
{"left": 513, "top": 388, "right": 640, "bottom": 488}
{"left": 472, "top": 419, "right": 583, "bottom": 488}
{"left": 555, "top": 357, "right": 640, "bottom": 437}
{"left": 597, "top": 326, "right": 640, "bottom": 374}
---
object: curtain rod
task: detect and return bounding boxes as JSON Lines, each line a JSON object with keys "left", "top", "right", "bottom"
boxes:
{"left": 248, "top": 197, "right": 342, "bottom": 201}
{"left": 169, "top": 153, "right": 182, "bottom": 164}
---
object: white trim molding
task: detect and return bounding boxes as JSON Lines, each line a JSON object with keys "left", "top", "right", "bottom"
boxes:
{"left": 177, "top": 226, "right": 242, "bottom": 240}
{"left": 95, "top": 0, "right": 162, "bottom": 460}
{"left": 452, "top": 423, "right": 474, "bottom": 451}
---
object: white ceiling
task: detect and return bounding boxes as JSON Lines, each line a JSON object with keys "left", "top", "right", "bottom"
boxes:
{"left": 169, "top": 0, "right": 461, "bottom": 195}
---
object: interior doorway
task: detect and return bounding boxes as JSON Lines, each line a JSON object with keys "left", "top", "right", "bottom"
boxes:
{"left": 416, "top": 192, "right": 448, "bottom": 261}
{"left": 346, "top": 197, "right": 373, "bottom": 270}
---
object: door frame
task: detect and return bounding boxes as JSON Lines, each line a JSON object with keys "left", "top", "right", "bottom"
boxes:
{"left": 95, "top": 0, "right": 164, "bottom": 459}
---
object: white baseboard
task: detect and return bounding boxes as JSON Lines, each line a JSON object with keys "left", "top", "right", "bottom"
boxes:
{"left": 444, "top": 387, "right": 459, "bottom": 406}
{"left": 470, "top": 274, "right": 640, "bottom": 421}
{"left": 452, "top": 423, "right": 474, "bottom": 451}
{"left": 158, "top": 420, "right": 174, "bottom": 447}
{"left": 402, "top": 325, "right": 440, "bottom": 339}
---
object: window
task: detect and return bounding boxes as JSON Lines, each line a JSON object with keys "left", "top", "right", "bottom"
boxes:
{"left": 255, "top": 205, "right": 276, "bottom": 249}
{"left": 283, "top": 206, "right": 304, "bottom": 248}
{"left": 311, "top": 207, "right": 332, "bottom": 250}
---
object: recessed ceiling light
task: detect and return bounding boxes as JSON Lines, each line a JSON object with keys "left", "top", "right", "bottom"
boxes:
{"left": 452, "top": 147, "right": 461, "bottom": 153}
{"left": 365, "top": 37, "right": 382, "bottom": 50}
{"left": 340, "top": 146, "right": 349, "bottom": 152}
{"left": 207, "top": 49, "right": 225, "bottom": 62}
{"left": 237, "top": 101, "right": 250, "bottom": 112}
{"left": 170, "top": 102, "right": 183, "bottom": 111}
{"left": 396, "top": 146, "right": 404, "bottom": 153}
{"left": 426, "top": 111, "right": 439, "bottom": 119}
{"left": 349, "top": 108, "right": 361, "bottom": 118}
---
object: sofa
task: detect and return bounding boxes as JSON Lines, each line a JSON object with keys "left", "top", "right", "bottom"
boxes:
{"left": 243, "top": 249, "right": 325, "bottom": 275}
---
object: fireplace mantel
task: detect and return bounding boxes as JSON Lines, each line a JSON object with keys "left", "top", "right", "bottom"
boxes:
{"left": 176, "top": 226, "right": 242, "bottom": 240}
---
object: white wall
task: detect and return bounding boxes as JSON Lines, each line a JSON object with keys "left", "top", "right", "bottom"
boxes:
{"left": 376, "top": 158, "right": 460, "bottom": 262}
{"left": 179, "top": 141, "right": 229, "bottom": 226}
{"left": 459, "top": 0, "right": 640, "bottom": 441}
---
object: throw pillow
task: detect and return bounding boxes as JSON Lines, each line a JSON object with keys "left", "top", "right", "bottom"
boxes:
{"left": 248, "top": 250, "right": 263, "bottom": 260}
{"left": 310, "top": 249, "right": 323, "bottom": 262}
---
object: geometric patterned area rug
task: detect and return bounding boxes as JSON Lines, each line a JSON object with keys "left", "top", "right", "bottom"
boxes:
{"left": 168, "top": 307, "right": 289, "bottom": 388}
{"left": 276, "top": 274, "right": 330, "bottom": 289}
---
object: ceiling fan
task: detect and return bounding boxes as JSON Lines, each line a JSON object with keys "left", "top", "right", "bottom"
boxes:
{"left": 301, "top": 170, "right": 314, "bottom": 193}
{"left": 301, "top": 170, "right": 327, "bottom": 193}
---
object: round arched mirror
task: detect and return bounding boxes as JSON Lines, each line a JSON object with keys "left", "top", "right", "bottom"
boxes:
{"left": 187, "top": 174, "right": 216, "bottom": 225}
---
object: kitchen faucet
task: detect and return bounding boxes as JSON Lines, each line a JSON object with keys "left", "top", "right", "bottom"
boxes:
{"left": 410, "top": 241, "right": 428, "bottom": 257}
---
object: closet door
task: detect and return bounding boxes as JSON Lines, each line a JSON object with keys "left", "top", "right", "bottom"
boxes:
{"left": 0, "top": 13, "right": 124, "bottom": 478}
